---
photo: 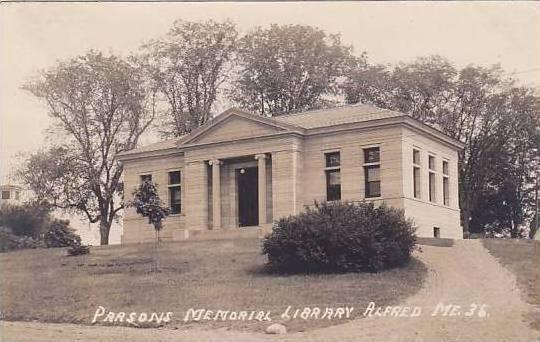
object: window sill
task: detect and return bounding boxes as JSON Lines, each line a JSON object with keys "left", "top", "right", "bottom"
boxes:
{"left": 169, "top": 213, "right": 185, "bottom": 217}
{"left": 364, "top": 196, "right": 383, "bottom": 200}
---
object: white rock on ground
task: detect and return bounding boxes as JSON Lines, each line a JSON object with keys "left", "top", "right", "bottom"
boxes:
{"left": 265, "top": 323, "right": 287, "bottom": 334}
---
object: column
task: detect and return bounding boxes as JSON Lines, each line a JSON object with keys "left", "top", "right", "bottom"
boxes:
{"left": 272, "top": 149, "right": 302, "bottom": 220}
{"left": 209, "top": 159, "right": 222, "bottom": 230}
{"left": 255, "top": 154, "right": 267, "bottom": 225}
{"left": 185, "top": 160, "right": 208, "bottom": 231}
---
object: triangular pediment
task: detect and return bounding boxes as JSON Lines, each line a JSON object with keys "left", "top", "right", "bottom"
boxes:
{"left": 179, "top": 108, "right": 303, "bottom": 146}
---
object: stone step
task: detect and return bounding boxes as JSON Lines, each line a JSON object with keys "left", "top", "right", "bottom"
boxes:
{"left": 189, "top": 228, "right": 260, "bottom": 241}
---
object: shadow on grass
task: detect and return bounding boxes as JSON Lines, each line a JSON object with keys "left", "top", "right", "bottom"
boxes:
{"left": 246, "top": 256, "right": 426, "bottom": 277}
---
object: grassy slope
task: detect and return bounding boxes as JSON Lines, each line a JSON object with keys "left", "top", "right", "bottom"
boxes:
{"left": 0, "top": 238, "right": 426, "bottom": 333}
{"left": 482, "top": 238, "right": 540, "bottom": 330}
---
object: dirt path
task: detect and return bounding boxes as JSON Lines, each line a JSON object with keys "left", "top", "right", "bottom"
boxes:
{"left": 295, "top": 239, "right": 539, "bottom": 342}
{"left": 2, "top": 240, "right": 538, "bottom": 342}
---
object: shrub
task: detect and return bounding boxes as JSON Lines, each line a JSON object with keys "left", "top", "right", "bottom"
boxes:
{"left": 0, "top": 202, "right": 82, "bottom": 251}
{"left": 67, "top": 244, "right": 90, "bottom": 256}
{"left": 0, "top": 227, "right": 45, "bottom": 252}
{"left": 43, "top": 219, "right": 81, "bottom": 248}
{"left": 262, "top": 201, "right": 417, "bottom": 273}
{"left": 0, "top": 203, "right": 50, "bottom": 238}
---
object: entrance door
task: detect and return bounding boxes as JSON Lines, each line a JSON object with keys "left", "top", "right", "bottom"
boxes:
{"left": 237, "top": 167, "right": 259, "bottom": 227}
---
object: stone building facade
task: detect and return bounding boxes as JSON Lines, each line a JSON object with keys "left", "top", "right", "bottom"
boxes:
{"left": 117, "top": 104, "right": 464, "bottom": 243}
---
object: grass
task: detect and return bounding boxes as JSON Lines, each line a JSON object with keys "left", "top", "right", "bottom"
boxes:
{"left": 0, "top": 238, "right": 426, "bottom": 333}
{"left": 482, "top": 238, "right": 540, "bottom": 330}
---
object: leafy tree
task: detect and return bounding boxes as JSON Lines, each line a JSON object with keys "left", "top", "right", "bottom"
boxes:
{"left": 141, "top": 19, "right": 238, "bottom": 136}
{"left": 129, "top": 180, "right": 170, "bottom": 241}
{"left": 343, "top": 55, "right": 540, "bottom": 237}
{"left": 232, "top": 24, "right": 357, "bottom": 116}
{"left": 21, "top": 51, "right": 155, "bottom": 245}
{"left": 0, "top": 201, "right": 81, "bottom": 250}
{"left": 0, "top": 202, "right": 50, "bottom": 238}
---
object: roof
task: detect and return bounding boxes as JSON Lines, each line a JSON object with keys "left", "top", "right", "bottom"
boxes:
{"left": 0, "top": 184, "right": 23, "bottom": 190}
{"left": 117, "top": 138, "right": 180, "bottom": 157}
{"left": 273, "top": 104, "right": 405, "bottom": 129}
{"left": 117, "top": 104, "right": 463, "bottom": 159}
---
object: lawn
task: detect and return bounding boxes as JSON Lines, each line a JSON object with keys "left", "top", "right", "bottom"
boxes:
{"left": 0, "top": 238, "right": 426, "bottom": 333}
{"left": 482, "top": 238, "right": 540, "bottom": 330}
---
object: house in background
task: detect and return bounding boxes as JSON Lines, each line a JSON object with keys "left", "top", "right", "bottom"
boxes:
{"left": 0, "top": 184, "right": 24, "bottom": 206}
{"left": 116, "top": 104, "right": 465, "bottom": 243}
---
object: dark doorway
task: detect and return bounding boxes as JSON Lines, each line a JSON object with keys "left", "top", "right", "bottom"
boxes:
{"left": 237, "top": 167, "right": 259, "bottom": 227}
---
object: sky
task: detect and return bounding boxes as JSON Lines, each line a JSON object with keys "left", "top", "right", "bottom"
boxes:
{"left": 1, "top": 1, "right": 539, "bottom": 243}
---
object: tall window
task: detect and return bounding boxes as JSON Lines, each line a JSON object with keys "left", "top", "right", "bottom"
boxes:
{"left": 364, "top": 147, "right": 381, "bottom": 198}
{"left": 140, "top": 174, "right": 152, "bottom": 183}
{"left": 413, "top": 149, "right": 421, "bottom": 198}
{"left": 325, "top": 152, "right": 341, "bottom": 201}
{"left": 1, "top": 191, "right": 10, "bottom": 200}
{"left": 168, "top": 171, "right": 181, "bottom": 214}
{"left": 428, "top": 155, "right": 436, "bottom": 202}
{"left": 442, "top": 160, "right": 450, "bottom": 206}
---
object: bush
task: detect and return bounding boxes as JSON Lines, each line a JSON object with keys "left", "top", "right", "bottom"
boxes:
{"left": 67, "top": 244, "right": 90, "bottom": 256}
{"left": 0, "top": 203, "right": 50, "bottom": 238}
{"left": 262, "top": 201, "right": 417, "bottom": 273}
{"left": 0, "top": 227, "right": 45, "bottom": 252}
{"left": 44, "top": 219, "right": 81, "bottom": 248}
{"left": 0, "top": 202, "right": 82, "bottom": 252}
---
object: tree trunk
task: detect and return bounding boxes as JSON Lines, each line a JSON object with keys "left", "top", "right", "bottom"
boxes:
{"left": 99, "top": 219, "right": 111, "bottom": 245}
{"left": 461, "top": 207, "right": 470, "bottom": 237}
{"left": 459, "top": 189, "right": 471, "bottom": 237}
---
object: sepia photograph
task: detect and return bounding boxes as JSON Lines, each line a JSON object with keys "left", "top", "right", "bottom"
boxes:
{"left": 0, "top": 1, "right": 539, "bottom": 341}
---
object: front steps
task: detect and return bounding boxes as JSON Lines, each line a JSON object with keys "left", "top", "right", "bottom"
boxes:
{"left": 122, "top": 225, "right": 274, "bottom": 244}
{"left": 189, "top": 227, "right": 260, "bottom": 241}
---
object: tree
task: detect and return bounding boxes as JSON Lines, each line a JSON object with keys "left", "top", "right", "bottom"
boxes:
{"left": 0, "top": 201, "right": 50, "bottom": 239}
{"left": 0, "top": 201, "right": 81, "bottom": 250}
{"left": 343, "top": 55, "right": 540, "bottom": 237}
{"left": 21, "top": 51, "right": 155, "bottom": 245}
{"left": 129, "top": 180, "right": 170, "bottom": 241}
{"left": 232, "top": 24, "right": 357, "bottom": 116}
{"left": 141, "top": 19, "right": 238, "bottom": 136}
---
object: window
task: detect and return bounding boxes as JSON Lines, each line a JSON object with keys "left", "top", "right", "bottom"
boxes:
{"left": 325, "top": 152, "right": 341, "bottom": 201}
{"left": 429, "top": 173, "right": 436, "bottom": 202}
{"left": 140, "top": 174, "right": 152, "bottom": 183}
{"left": 443, "top": 160, "right": 450, "bottom": 206}
{"left": 1, "top": 191, "right": 10, "bottom": 200}
{"left": 325, "top": 152, "right": 340, "bottom": 167}
{"left": 428, "top": 155, "right": 436, "bottom": 170}
{"left": 428, "top": 155, "right": 436, "bottom": 202}
{"left": 413, "top": 168, "right": 421, "bottom": 198}
{"left": 364, "top": 147, "right": 381, "bottom": 198}
{"left": 365, "top": 166, "right": 381, "bottom": 198}
{"left": 15, "top": 191, "right": 20, "bottom": 200}
{"left": 443, "top": 178, "right": 449, "bottom": 206}
{"left": 364, "top": 147, "right": 380, "bottom": 163}
{"left": 326, "top": 170, "right": 341, "bottom": 201}
{"left": 168, "top": 171, "right": 181, "bottom": 214}
{"left": 413, "top": 149, "right": 421, "bottom": 198}
{"left": 433, "top": 227, "right": 441, "bottom": 238}
{"left": 413, "top": 149, "right": 421, "bottom": 165}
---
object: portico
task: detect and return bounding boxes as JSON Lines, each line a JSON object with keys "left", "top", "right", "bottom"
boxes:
{"left": 206, "top": 153, "right": 270, "bottom": 231}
